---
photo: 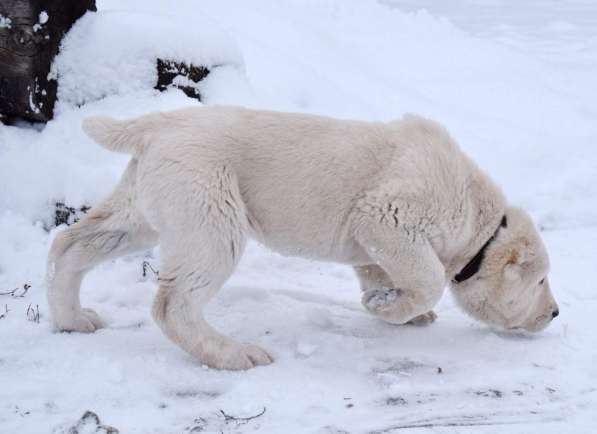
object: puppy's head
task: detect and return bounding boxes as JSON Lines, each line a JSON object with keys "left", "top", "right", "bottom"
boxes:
{"left": 451, "top": 207, "right": 558, "bottom": 332}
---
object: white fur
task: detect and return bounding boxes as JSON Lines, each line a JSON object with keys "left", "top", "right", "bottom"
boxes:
{"left": 47, "top": 106, "right": 558, "bottom": 370}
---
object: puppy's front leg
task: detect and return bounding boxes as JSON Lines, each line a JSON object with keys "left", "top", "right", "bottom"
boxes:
{"left": 354, "top": 222, "right": 446, "bottom": 325}
{"left": 353, "top": 265, "right": 437, "bottom": 326}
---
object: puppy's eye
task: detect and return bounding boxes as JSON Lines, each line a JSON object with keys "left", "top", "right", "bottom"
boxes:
{"left": 539, "top": 278, "right": 545, "bottom": 285}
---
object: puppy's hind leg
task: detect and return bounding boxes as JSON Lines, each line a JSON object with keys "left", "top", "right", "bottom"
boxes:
{"left": 149, "top": 166, "right": 272, "bottom": 370}
{"left": 47, "top": 160, "right": 158, "bottom": 332}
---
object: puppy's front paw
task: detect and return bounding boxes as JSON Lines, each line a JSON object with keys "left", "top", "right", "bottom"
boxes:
{"left": 54, "top": 308, "right": 106, "bottom": 333}
{"left": 362, "top": 288, "right": 428, "bottom": 325}
{"left": 202, "top": 342, "right": 273, "bottom": 371}
{"left": 362, "top": 288, "right": 402, "bottom": 314}
{"left": 406, "top": 310, "right": 437, "bottom": 326}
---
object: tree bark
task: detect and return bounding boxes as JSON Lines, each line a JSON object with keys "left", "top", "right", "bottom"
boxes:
{"left": 0, "top": 0, "right": 96, "bottom": 123}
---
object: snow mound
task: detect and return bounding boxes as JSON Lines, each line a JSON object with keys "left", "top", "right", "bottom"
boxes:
{"left": 51, "top": 10, "right": 244, "bottom": 107}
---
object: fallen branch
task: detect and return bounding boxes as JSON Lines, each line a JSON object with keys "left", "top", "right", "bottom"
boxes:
{"left": 219, "top": 407, "right": 266, "bottom": 425}
{"left": 0, "top": 304, "right": 8, "bottom": 320}
{"left": 0, "top": 283, "right": 30, "bottom": 298}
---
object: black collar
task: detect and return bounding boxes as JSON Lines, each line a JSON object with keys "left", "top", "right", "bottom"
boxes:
{"left": 453, "top": 215, "right": 507, "bottom": 283}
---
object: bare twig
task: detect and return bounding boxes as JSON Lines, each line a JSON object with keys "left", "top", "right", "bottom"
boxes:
{"left": 219, "top": 407, "right": 266, "bottom": 425}
{"left": 27, "top": 304, "right": 40, "bottom": 323}
{"left": 0, "top": 283, "right": 30, "bottom": 298}
{"left": 0, "top": 304, "right": 8, "bottom": 320}
{"left": 142, "top": 261, "right": 159, "bottom": 278}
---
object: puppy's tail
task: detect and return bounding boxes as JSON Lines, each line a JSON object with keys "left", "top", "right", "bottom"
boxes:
{"left": 82, "top": 116, "right": 146, "bottom": 155}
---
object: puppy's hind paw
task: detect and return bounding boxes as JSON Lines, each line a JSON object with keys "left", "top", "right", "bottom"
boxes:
{"left": 54, "top": 308, "right": 106, "bottom": 333}
{"left": 201, "top": 342, "right": 273, "bottom": 371}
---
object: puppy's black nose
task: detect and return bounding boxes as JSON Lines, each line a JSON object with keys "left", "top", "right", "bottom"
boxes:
{"left": 552, "top": 309, "right": 559, "bottom": 319}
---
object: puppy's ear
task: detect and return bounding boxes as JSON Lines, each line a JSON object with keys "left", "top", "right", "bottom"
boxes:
{"left": 503, "top": 250, "right": 523, "bottom": 282}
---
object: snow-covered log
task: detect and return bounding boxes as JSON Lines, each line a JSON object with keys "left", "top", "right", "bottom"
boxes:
{"left": 50, "top": 11, "right": 243, "bottom": 108}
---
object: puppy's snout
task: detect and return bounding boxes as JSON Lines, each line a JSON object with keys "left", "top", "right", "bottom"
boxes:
{"left": 551, "top": 308, "right": 559, "bottom": 319}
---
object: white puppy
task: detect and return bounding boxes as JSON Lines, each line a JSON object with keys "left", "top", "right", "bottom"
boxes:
{"left": 47, "top": 106, "right": 558, "bottom": 370}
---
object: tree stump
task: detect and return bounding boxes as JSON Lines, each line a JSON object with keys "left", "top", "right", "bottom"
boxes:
{"left": 0, "top": 0, "right": 96, "bottom": 123}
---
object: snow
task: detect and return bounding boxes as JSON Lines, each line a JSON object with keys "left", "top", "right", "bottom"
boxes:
{"left": 0, "top": 14, "right": 11, "bottom": 29}
{"left": 33, "top": 12, "right": 49, "bottom": 33}
{"left": 50, "top": 10, "right": 243, "bottom": 108}
{"left": 39, "top": 11, "right": 49, "bottom": 25}
{"left": 1, "top": 0, "right": 596, "bottom": 433}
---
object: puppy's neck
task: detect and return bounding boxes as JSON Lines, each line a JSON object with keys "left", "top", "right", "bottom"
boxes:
{"left": 446, "top": 175, "right": 507, "bottom": 281}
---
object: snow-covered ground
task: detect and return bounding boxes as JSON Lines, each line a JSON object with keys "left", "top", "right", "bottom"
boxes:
{"left": 1, "top": 0, "right": 596, "bottom": 432}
